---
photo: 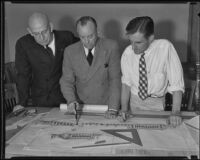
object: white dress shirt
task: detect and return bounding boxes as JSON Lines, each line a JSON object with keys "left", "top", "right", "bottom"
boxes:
{"left": 121, "top": 39, "right": 185, "bottom": 98}
{"left": 83, "top": 46, "right": 95, "bottom": 56}
{"left": 46, "top": 34, "right": 55, "bottom": 56}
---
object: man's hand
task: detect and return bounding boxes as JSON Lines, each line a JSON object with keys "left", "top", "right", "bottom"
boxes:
{"left": 117, "top": 110, "right": 130, "bottom": 122}
{"left": 104, "top": 110, "right": 118, "bottom": 119}
{"left": 13, "top": 104, "right": 24, "bottom": 112}
{"left": 167, "top": 114, "right": 182, "bottom": 128}
{"left": 67, "top": 102, "right": 80, "bottom": 114}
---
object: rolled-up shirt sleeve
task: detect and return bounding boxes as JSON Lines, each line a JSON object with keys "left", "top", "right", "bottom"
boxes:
{"left": 166, "top": 42, "right": 185, "bottom": 93}
{"left": 121, "top": 50, "right": 132, "bottom": 87}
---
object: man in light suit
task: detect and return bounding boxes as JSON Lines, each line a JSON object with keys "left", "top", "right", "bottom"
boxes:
{"left": 13, "top": 12, "right": 79, "bottom": 112}
{"left": 60, "top": 16, "right": 121, "bottom": 118}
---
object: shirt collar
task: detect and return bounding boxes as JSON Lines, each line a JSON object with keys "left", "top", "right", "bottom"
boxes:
{"left": 83, "top": 46, "right": 95, "bottom": 56}
{"left": 47, "top": 33, "right": 55, "bottom": 49}
{"left": 132, "top": 39, "right": 155, "bottom": 57}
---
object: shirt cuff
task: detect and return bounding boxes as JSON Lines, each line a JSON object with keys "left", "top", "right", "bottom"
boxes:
{"left": 167, "top": 86, "right": 185, "bottom": 94}
{"left": 121, "top": 77, "right": 131, "bottom": 87}
{"left": 67, "top": 100, "right": 77, "bottom": 106}
{"left": 108, "top": 108, "right": 118, "bottom": 112}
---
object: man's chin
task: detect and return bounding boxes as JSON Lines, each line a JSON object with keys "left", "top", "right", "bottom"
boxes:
{"left": 84, "top": 44, "right": 94, "bottom": 49}
{"left": 37, "top": 42, "right": 48, "bottom": 46}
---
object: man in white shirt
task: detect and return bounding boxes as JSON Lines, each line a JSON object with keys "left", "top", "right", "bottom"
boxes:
{"left": 119, "top": 16, "right": 184, "bottom": 127}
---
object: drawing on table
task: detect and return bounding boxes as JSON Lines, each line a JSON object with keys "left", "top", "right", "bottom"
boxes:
{"left": 51, "top": 133, "right": 101, "bottom": 140}
{"left": 36, "top": 119, "right": 167, "bottom": 130}
{"left": 6, "top": 108, "right": 199, "bottom": 157}
{"left": 72, "top": 129, "right": 142, "bottom": 148}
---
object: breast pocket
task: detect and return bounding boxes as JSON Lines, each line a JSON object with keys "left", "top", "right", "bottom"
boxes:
{"left": 101, "top": 62, "right": 109, "bottom": 82}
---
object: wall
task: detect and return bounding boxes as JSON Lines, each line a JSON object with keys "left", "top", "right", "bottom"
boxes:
{"left": 5, "top": 3, "right": 189, "bottom": 63}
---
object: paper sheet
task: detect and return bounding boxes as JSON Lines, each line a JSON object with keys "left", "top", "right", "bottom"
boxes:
{"left": 6, "top": 112, "right": 48, "bottom": 131}
{"left": 6, "top": 107, "right": 199, "bottom": 157}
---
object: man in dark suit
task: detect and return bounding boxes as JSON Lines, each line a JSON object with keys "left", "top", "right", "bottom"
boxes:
{"left": 60, "top": 16, "right": 121, "bottom": 119}
{"left": 13, "top": 12, "right": 79, "bottom": 111}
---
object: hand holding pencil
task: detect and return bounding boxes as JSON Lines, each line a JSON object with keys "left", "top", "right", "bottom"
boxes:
{"left": 68, "top": 102, "right": 80, "bottom": 125}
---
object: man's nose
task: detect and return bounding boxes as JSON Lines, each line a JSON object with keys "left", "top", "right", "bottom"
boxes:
{"left": 132, "top": 44, "right": 136, "bottom": 49}
{"left": 39, "top": 33, "right": 45, "bottom": 40}
{"left": 84, "top": 38, "right": 89, "bottom": 44}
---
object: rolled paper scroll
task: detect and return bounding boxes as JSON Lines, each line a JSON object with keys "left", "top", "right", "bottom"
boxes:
{"left": 60, "top": 104, "right": 108, "bottom": 113}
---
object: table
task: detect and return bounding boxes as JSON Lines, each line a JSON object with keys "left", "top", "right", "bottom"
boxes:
{"left": 5, "top": 107, "right": 199, "bottom": 158}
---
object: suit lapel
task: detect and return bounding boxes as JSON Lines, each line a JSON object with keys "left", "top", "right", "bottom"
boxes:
{"left": 86, "top": 38, "right": 105, "bottom": 82}
{"left": 79, "top": 44, "right": 90, "bottom": 69}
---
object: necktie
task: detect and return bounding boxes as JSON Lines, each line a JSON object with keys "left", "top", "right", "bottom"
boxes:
{"left": 87, "top": 49, "right": 93, "bottom": 66}
{"left": 46, "top": 45, "right": 54, "bottom": 59}
{"left": 138, "top": 53, "right": 148, "bottom": 100}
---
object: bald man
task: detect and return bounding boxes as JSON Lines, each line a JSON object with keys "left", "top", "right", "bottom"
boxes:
{"left": 14, "top": 12, "right": 79, "bottom": 111}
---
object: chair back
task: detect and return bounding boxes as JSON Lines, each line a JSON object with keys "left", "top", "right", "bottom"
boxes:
{"left": 4, "top": 62, "right": 17, "bottom": 83}
{"left": 184, "top": 79, "right": 196, "bottom": 111}
{"left": 4, "top": 61, "right": 33, "bottom": 107}
{"left": 4, "top": 83, "right": 19, "bottom": 114}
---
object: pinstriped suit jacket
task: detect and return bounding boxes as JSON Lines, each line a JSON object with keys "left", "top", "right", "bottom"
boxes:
{"left": 15, "top": 30, "right": 79, "bottom": 107}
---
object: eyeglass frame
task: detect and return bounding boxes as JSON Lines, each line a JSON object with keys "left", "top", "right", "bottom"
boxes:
{"left": 29, "top": 25, "right": 51, "bottom": 37}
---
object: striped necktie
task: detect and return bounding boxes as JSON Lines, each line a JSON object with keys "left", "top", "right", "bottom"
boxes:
{"left": 138, "top": 53, "right": 148, "bottom": 100}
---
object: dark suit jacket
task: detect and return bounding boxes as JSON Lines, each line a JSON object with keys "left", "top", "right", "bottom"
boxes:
{"left": 60, "top": 37, "right": 121, "bottom": 110}
{"left": 15, "top": 30, "right": 79, "bottom": 107}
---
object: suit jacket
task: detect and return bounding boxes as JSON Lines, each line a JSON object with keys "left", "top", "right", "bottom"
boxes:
{"left": 60, "top": 37, "right": 121, "bottom": 110}
{"left": 15, "top": 30, "right": 79, "bottom": 107}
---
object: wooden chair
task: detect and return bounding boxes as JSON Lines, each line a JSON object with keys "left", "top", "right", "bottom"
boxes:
{"left": 4, "top": 83, "right": 19, "bottom": 114}
{"left": 4, "top": 62, "right": 17, "bottom": 83}
{"left": 184, "top": 79, "right": 196, "bottom": 111}
{"left": 4, "top": 61, "right": 33, "bottom": 107}
{"left": 165, "top": 80, "right": 196, "bottom": 111}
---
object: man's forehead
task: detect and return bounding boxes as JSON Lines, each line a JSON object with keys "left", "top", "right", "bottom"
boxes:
{"left": 78, "top": 24, "right": 96, "bottom": 36}
{"left": 128, "top": 32, "right": 147, "bottom": 41}
{"left": 28, "top": 15, "right": 49, "bottom": 30}
{"left": 29, "top": 22, "right": 48, "bottom": 33}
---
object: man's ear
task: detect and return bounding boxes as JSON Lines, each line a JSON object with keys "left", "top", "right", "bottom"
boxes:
{"left": 27, "top": 28, "right": 32, "bottom": 35}
{"left": 148, "top": 34, "right": 154, "bottom": 43}
{"left": 97, "top": 29, "right": 102, "bottom": 37}
{"left": 49, "top": 22, "right": 53, "bottom": 32}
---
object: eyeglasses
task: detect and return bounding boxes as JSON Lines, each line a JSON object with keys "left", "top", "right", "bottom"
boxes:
{"left": 31, "top": 26, "right": 50, "bottom": 37}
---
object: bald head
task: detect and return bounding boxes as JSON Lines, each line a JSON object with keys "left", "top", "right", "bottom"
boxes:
{"left": 28, "top": 12, "right": 49, "bottom": 30}
{"left": 27, "top": 12, "right": 53, "bottom": 46}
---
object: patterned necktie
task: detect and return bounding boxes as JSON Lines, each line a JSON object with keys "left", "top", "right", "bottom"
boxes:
{"left": 46, "top": 45, "right": 54, "bottom": 59}
{"left": 138, "top": 53, "right": 148, "bottom": 100}
{"left": 87, "top": 49, "right": 93, "bottom": 66}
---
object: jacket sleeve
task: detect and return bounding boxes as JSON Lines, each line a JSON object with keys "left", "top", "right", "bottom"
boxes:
{"left": 15, "top": 39, "right": 32, "bottom": 106}
{"left": 59, "top": 47, "right": 76, "bottom": 105}
{"left": 108, "top": 41, "right": 122, "bottom": 110}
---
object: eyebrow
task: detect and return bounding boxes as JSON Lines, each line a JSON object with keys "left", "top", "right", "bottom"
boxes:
{"left": 80, "top": 33, "right": 94, "bottom": 38}
{"left": 32, "top": 26, "right": 49, "bottom": 33}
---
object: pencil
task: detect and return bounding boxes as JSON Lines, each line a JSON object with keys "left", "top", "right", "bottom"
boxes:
{"left": 75, "top": 103, "right": 78, "bottom": 125}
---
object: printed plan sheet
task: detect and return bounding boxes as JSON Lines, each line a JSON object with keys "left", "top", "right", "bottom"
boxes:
{"left": 6, "top": 108, "right": 199, "bottom": 157}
